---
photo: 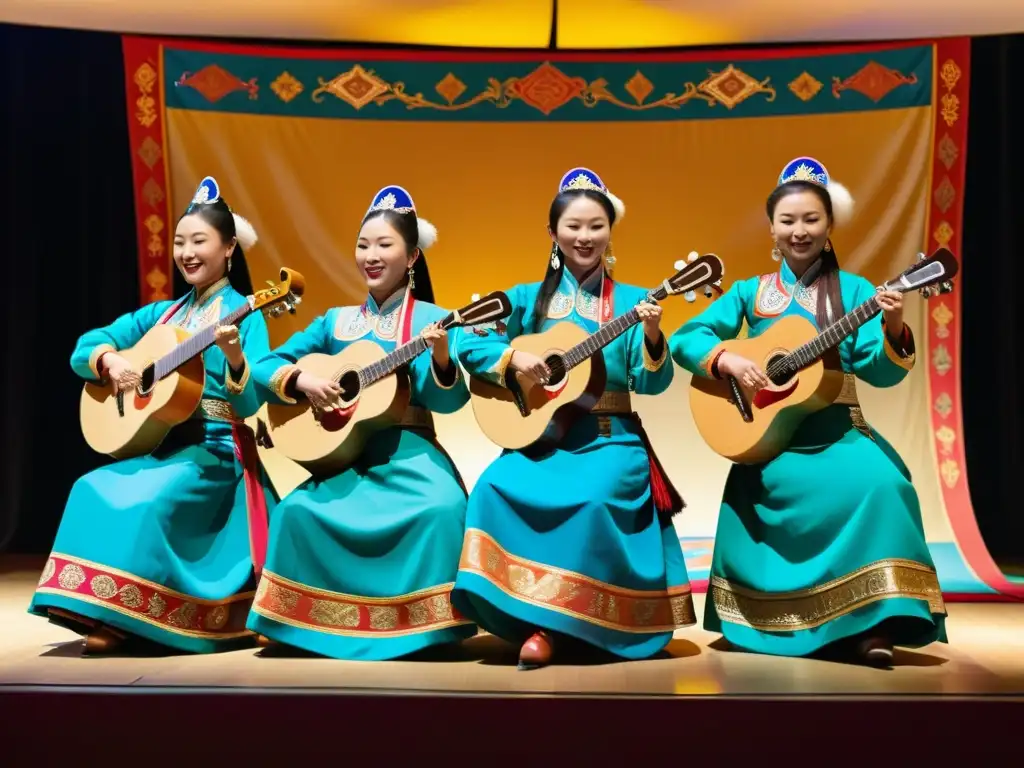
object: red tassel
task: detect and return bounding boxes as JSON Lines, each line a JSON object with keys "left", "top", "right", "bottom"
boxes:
{"left": 232, "top": 424, "right": 269, "bottom": 578}
{"left": 634, "top": 417, "right": 685, "bottom": 518}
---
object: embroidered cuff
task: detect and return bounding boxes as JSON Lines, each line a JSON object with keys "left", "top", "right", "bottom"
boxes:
{"left": 882, "top": 322, "right": 916, "bottom": 371}
{"left": 225, "top": 356, "right": 251, "bottom": 395}
{"left": 491, "top": 347, "right": 516, "bottom": 388}
{"left": 642, "top": 333, "right": 668, "bottom": 372}
{"left": 431, "top": 357, "right": 460, "bottom": 390}
{"left": 88, "top": 344, "right": 117, "bottom": 379}
{"left": 268, "top": 364, "right": 301, "bottom": 405}
{"left": 699, "top": 344, "right": 727, "bottom": 378}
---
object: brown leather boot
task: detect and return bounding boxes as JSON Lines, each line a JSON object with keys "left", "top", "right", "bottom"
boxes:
{"left": 83, "top": 625, "right": 127, "bottom": 655}
{"left": 48, "top": 607, "right": 98, "bottom": 632}
{"left": 518, "top": 630, "right": 554, "bottom": 670}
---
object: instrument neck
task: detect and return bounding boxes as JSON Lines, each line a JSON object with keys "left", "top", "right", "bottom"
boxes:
{"left": 562, "top": 308, "right": 640, "bottom": 370}
{"left": 357, "top": 336, "right": 430, "bottom": 387}
{"left": 152, "top": 301, "right": 252, "bottom": 381}
{"left": 782, "top": 294, "right": 882, "bottom": 369}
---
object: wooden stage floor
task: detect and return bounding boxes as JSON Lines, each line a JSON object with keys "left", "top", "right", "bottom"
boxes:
{"left": 2, "top": 561, "right": 1022, "bottom": 698}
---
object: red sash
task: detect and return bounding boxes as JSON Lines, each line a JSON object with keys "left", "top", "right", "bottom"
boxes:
{"left": 598, "top": 272, "right": 685, "bottom": 520}
{"left": 159, "top": 294, "right": 270, "bottom": 577}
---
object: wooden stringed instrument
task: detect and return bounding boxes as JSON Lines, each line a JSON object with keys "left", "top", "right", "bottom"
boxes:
{"left": 80, "top": 268, "right": 305, "bottom": 459}
{"left": 688, "top": 248, "right": 959, "bottom": 464}
{"left": 265, "top": 291, "right": 513, "bottom": 474}
{"left": 470, "top": 254, "right": 726, "bottom": 451}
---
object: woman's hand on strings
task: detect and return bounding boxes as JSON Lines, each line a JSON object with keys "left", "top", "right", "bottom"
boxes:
{"left": 718, "top": 352, "right": 770, "bottom": 391}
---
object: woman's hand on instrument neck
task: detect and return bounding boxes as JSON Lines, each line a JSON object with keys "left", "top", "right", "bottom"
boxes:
{"left": 99, "top": 353, "right": 140, "bottom": 393}
{"left": 875, "top": 290, "right": 906, "bottom": 342}
{"left": 295, "top": 373, "right": 342, "bottom": 410}
{"left": 214, "top": 325, "right": 245, "bottom": 370}
{"left": 510, "top": 351, "right": 551, "bottom": 386}
{"left": 635, "top": 301, "right": 663, "bottom": 344}
{"left": 420, "top": 323, "right": 450, "bottom": 369}
{"left": 718, "top": 352, "right": 770, "bottom": 391}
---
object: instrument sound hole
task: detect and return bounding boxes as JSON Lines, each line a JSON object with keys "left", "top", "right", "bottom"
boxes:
{"left": 337, "top": 370, "right": 361, "bottom": 405}
{"left": 545, "top": 355, "right": 567, "bottom": 386}
{"left": 138, "top": 364, "right": 157, "bottom": 396}
{"left": 765, "top": 353, "right": 794, "bottom": 386}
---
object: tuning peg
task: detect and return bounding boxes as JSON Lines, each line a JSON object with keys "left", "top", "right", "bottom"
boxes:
{"left": 940, "top": 281, "right": 953, "bottom": 293}
{"left": 687, "top": 251, "right": 699, "bottom": 263}
{"left": 683, "top": 291, "right": 696, "bottom": 302}
{"left": 471, "top": 293, "right": 480, "bottom": 302}
{"left": 917, "top": 252, "right": 926, "bottom": 262}
{"left": 919, "top": 287, "right": 933, "bottom": 298}
{"left": 674, "top": 259, "right": 686, "bottom": 271}
{"left": 703, "top": 286, "right": 714, "bottom": 297}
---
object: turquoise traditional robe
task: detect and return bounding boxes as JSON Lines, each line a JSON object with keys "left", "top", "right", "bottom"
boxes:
{"left": 30, "top": 277, "right": 275, "bottom": 653}
{"left": 452, "top": 266, "right": 696, "bottom": 660}
{"left": 670, "top": 260, "right": 947, "bottom": 657}
{"left": 246, "top": 289, "right": 477, "bottom": 660}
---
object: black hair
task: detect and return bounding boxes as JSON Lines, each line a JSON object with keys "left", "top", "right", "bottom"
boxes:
{"left": 531, "top": 189, "right": 617, "bottom": 332}
{"left": 766, "top": 180, "right": 844, "bottom": 332}
{"left": 173, "top": 198, "right": 254, "bottom": 297}
{"left": 360, "top": 208, "right": 435, "bottom": 304}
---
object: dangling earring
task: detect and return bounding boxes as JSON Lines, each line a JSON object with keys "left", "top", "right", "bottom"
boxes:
{"left": 227, "top": 256, "right": 233, "bottom": 272}
{"left": 824, "top": 239, "right": 833, "bottom": 253}
{"left": 407, "top": 265, "right": 416, "bottom": 290}
{"left": 771, "top": 242, "right": 782, "bottom": 262}
{"left": 550, "top": 243, "right": 561, "bottom": 270}
{"left": 604, "top": 242, "right": 616, "bottom": 277}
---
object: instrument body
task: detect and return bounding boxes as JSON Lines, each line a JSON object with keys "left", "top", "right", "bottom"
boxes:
{"left": 266, "top": 291, "right": 513, "bottom": 474}
{"left": 80, "top": 268, "right": 305, "bottom": 459}
{"left": 470, "top": 255, "right": 725, "bottom": 451}
{"left": 688, "top": 248, "right": 959, "bottom": 464}
{"left": 265, "top": 341, "right": 410, "bottom": 475}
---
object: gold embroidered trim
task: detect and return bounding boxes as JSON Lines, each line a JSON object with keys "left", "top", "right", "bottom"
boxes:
{"left": 88, "top": 344, "right": 117, "bottom": 379}
{"left": 592, "top": 390, "right": 632, "bottom": 414}
{"left": 224, "top": 356, "right": 251, "bottom": 395}
{"left": 429, "top": 357, "right": 461, "bottom": 390}
{"left": 834, "top": 373, "right": 859, "bottom": 406}
{"left": 195, "top": 398, "right": 241, "bottom": 424}
{"left": 881, "top": 322, "right": 915, "bottom": 371}
{"left": 251, "top": 569, "right": 473, "bottom": 638}
{"left": 459, "top": 529, "right": 696, "bottom": 633}
{"left": 268, "top": 364, "right": 300, "bottom": 404}
{"left": 642, "top": 335, "right": 668, "bottom": 372}
{"left": 699, "top": 343, "right": 726, "bottom": 378}
{"left": 194, "top": 277, "right": 230, "bottom": 307}
{"left": 709, "top": 558, "right": 946, "bottom": 632}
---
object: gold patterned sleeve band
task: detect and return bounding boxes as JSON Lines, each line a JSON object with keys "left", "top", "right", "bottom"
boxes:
{"left": 882, "top": 322, "right": 916, "bottom": 371}
{"left": 490, "top": 347, "right": 516, "bottom": 388}
{"left": 268, "top": 364, "right": 300, "bottom": 404}
{"left": 642, "top": 335, "right": 668, "bottom": 372}
{"left": 430, "top": 358, "right": 461, "bottom": 390}
{"left": 88, "top": 344, "right": 117, "bottom": 379}
{"left": 224, "top": 356, "right": 251, "bottom": 395}
{"left": 699, "top": 343, "right": 726, "bottom": 378}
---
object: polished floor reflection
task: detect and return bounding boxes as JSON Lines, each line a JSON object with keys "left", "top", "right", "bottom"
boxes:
{"left": 2, "top": 562, "right": 1021, "bottom": 697}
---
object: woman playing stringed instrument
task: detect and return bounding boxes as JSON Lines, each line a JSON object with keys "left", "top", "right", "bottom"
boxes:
{"left": 452, "top": 167, "right": 695, "bottom": 670}
{"left": 246, "top": 185, "right": 477, "bottom": 660}
{"left": 670, "top": 157, "right": 947, "bottom": 665}
{"left": 30, "top": 177, "right": 275, "bottom": 654}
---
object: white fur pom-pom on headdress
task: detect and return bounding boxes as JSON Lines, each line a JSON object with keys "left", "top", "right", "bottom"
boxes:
{"left": 416, "top": 217, "right": 438, "bottom": 250}
{"left": 777, "top": 157, "right": 855, "bottom": 228}
{"left": 232, "top": 213, "right": 259, "bottom": 251}
{"left": 558, "top": 167, "right": 626, "bottom": 222}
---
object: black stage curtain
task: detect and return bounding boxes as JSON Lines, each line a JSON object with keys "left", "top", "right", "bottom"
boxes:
{"left": 0, "top": 23, "right": 1020, "bottom": 566}
{"left": 961, "top": 34, "right": 1023, "bottom": 564}
{"left": 0, "top": 24, "right": 139, "bottom": 553}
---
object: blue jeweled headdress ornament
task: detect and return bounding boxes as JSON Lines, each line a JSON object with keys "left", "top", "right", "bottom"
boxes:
{"left": 365, "top": 184, "right": 437, "bottom": 249}
{"left": 557, "top": 167, "right": 626, "bottom": 221}
{"left": 183, "top": 175, "right": 258, "bottom": 250}
{"left": 776, "top": 156, "right": 854, "bottom": 227}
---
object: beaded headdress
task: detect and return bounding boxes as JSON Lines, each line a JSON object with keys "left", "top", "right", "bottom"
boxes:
{"left": 776, "top": 157, "right": 854, "bottom": 227}
{"left": 184, "top": 175, "right": 258, "bottom": 250}
{"left": 365, "top": 185, "right": 437, "bottom": 249}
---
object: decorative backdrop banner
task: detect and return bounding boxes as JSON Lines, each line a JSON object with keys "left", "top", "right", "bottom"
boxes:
{"left": 121, "top": 36, "right": 1019, "bottom": 600}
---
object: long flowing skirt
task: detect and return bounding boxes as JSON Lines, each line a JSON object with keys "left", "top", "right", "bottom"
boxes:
{"left": 29, "top": 423, "right": 260, "bottom": 653}
{"left": 451, "top": 413, "right": 695, "bottom": 660}
{"left": 247, "top": 427, "right": 477, "bottom": 660}
{"left": 705, "top": 405, "right": 948, "bottom": 656}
